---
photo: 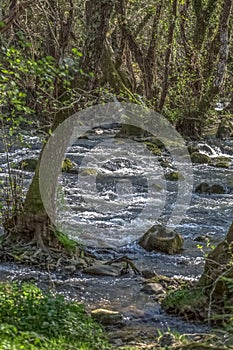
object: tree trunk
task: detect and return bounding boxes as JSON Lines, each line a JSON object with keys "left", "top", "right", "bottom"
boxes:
{"left": 158, "top": 0, "right": 177, "bottom": 111}
{"left": 4, "top": 0, "right": 115, "bottom": 252}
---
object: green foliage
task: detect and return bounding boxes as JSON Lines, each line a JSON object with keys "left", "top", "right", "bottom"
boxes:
{"left": 0, "top": 282, "right": 109, "bottom": 350}
{"left": 54, "top": 229, "right": 79, "bottom": 252}
{"left": 162, "top": 287, "right": 207, "bottom": 318}
{"left": 0, "top": 45, "right": 79, "bottom": 122}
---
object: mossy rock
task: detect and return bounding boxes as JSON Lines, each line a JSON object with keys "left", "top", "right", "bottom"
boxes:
{"left": 139, "top": 225, "right": 184, "bottom": 254}
{"left": 214, "top": 156, "right": 231, "bottom": 162}
{"left": 62, "top": 158, "right": 78, "bottom": 173}
{"left": 144, "top": 142, "right": 162, "bottom": 156}
{"left": 210, "top": 156, "right": 231, "bottom": 169}
{"left": 79, "top": 168, "right": 99, "bottom": 177}
{"left": 191, "top": 152, "right": 211, "bottom": 164}
{"left": 165, "top": 171, "right": 184, "bottom": 181}
{"left": 160, "top": 160, "right": 171, "bottom": 168}
{"left": 195, "top": 182, "right": 225, "bottom": 194}
{"left": 213, "top": 161, "right": 230, "bottom": 168}
{"left": 17, "top": 158, "right": 38, "bottom": 172}
{"left": 162, "top": 287, "right": 207, "bottom": 320}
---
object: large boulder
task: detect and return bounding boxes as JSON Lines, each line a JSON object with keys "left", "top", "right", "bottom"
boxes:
{"left": 139, "top": 225, "right": 184, "bottom": 254}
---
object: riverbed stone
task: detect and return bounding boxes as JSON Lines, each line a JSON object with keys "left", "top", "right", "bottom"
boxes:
{"left": 190, "top": 152, "right": 211, "bottom": 164}
{"left": 79, "top": 168, "right": 99, "bottom": 177}
{"left": 17, "top": 158, "right": 38, "bottom": 171}
{"left": 139, "top": 225, "right": 184, "bottom": 254}
{"left": 195, "top": 182, "right": 225, "bottom": 194}
{"left": 141, "top": 269, "right": 158, "bottom": 279}
{"left": 144, "top": 142, "right": 162, "bottom": 156}
{"left": 91, "top": 309, "right": 123, "bottom": 326}
{"left": 160, "top": 159, "right": 171, "bottom": 168}
{"left": 62, "top": 158, "right": 79, "bottom": 174}
{"left": 165, "top": 171, "right": 184, "bottom": 181}
{"left": 141, "top": 282, "right": 165, "bottom": 296}
{"left": 210, "top": 156, "right": 231, "bottom": 169}
{"left": 83, "top": 262, "right": 126, "bottom": 276}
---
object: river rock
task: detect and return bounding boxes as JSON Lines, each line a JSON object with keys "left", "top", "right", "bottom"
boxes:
{"left": 190, "top": 152, "right": 211, "bottom": 164}
{"left": 195, "top": 182, "right": 225, "bottom": 194}
{"left": 17, "top": 158, "right": 38, "bottom": 171}
{"left": 62, "top": 158, "right": 79, "bottom": 174}
{"left": 213, "top": 161, "right": 230, "bottom": 168}
{"left": 83, "top": 262, "right": 126, "bottom": 276}
{"left": 165, "top": 171, "right": 183, "bottom": 181}
{"left": 141, "top": 269, "right": 158, "bottom": 279}
{"left": 91, "top": 309, "right": 123, "bottom": 326}
{"left": 141, "top": 282, "right": 165, "bottom": 296}
{"left": 160, "top": 159, "right": 171, "bottom": 168}
{"left": 139, "top": 225, "right": 184, "bottom": 254}
{"left": 210, "top": 156, "right": 231, "bottom": 169}
{"left": 144, "top": 142, "right": 162, "bottom": 156}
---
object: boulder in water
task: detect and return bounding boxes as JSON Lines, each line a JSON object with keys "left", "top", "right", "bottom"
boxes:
{"left": 144, "top": 141, "right": 162, "bottom": 156}
{"left": 165, "top": 171, "right": 184, "bottom": 181}
{"left": 190, "top": 152, "right": 211, "bottom": 164}
{"left": 195, "top": 182, "right": 225, "bottom": 194}
{"left": 62, "top": 158, "right": 79, "bottom": 174}
{"left": 91, "top": 309, "right": 123, "bottom": 326}
{"left": 139, "top": 225, "right": 184, "bottom": 254}
{"left": 83, "top": 262, "right": 127, "bottom": 276}
{"left": 17, "top": 158, "right": 38, "bottom": 172}
{"left": 210, "top": 156, "right": 231, "bottom": 169}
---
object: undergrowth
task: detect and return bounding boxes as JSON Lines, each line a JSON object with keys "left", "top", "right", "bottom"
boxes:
{"left": 0, "top": 282, "right": 110, "bottom": 350}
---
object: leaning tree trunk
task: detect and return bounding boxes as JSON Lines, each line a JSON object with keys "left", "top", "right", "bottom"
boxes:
{"left": 4, "top": 0, "right": 115, "bottom": 251}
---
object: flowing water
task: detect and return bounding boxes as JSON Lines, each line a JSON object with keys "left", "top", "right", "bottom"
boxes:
{"left": 1, "top": 127, "right": 233, "bottom": 340}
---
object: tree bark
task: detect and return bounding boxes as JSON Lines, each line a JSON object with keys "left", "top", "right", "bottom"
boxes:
{"left": 5, "top": 0, "right": 115, "bottom": 250}
{"left": 158, "top": 0, "right": 177, "bottom": 111}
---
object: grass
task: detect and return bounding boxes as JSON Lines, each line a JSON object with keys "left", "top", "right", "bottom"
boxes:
{"left": 0, "top": 282, "right": 110, "bottom": 350}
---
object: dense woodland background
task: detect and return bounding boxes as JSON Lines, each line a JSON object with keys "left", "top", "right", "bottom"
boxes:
{"left": 0, "top": 0, "right": 232, "bottom": 139}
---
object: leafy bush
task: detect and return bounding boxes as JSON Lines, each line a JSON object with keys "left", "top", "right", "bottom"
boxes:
{"left": 0, "top": 282, "right": 110, "bottom": 350}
